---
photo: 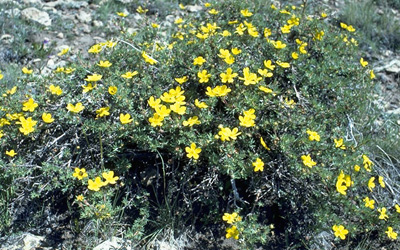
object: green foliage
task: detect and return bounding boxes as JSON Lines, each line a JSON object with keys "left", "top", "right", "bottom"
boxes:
{"left": 0, "top": 0, "right": 398, "bottom": 248}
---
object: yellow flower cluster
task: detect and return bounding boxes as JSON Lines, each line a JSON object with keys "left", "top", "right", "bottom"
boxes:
{"left": 335, "top": 170, "right": 352, "bottom": 195}
{"left": 87, "top": 171, "right": 119, "bottom": 192}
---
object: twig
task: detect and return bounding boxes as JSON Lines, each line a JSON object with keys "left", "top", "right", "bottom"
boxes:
{"left": 118, "top": 38, "right": 159, "bottom": 64}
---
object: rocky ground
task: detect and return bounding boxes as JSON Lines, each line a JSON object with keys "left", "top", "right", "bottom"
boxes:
{"left": 0, "top": 0, "right": 399, "bottom": 249}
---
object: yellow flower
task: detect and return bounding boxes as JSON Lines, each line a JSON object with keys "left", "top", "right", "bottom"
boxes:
{"left": 360, "top": 58, "right": 368, "bottom": 67}
{"left": 88, "top": 44, "right": 102, "bottom": 54}
{"left": 121, "top": 71, "right": 139, "bottom": 79}
{"left": 217, "top": 126, "right": 241, "bottom": 141}
{"left": 221, "top": 30, "right": 231, "bottom": 37}
{"left": 67, "top": 103, "right": 84, "bottom": 113}
{"left": 22, "top": 98, "right": 38, "bottom": 112}
{"left": 260, "top": 137, "right": 271, "bottom": 150}
{"left": 395, "top": 204, "right": 400, "bottom": 213}
{"left": 231, "top": 48, "right": 241, "bottom": 55}
{"left": 252, "top": 158, "right": 264, "bottom": 172}
{"left": 170, "top": 102, "right": 186, "bottom": 115}
{"left": 57, "top": 47, "right": 69, "bottom": 56}
{"left": 195, "top": 99, "right": 208, "bottom": 109}
{"left": 42, "top": 113, "right": 54, "bottom": 123}
{"left": 151, "top": 23, "right": 160, "bottom": 28}
{"left": 204, "top": 2, "right": 211, "bottom": 7}
{"left": 292, "top": 52, "right": 299, "bottom": 59}
{"left": 264, "top": 28, "right": 272, "bottom": 37}
{"left": 6, "top": 149, "right": 17, "bottom": 157}
{"left": 117, "top": 12, "right": 128, "bottom": 17}
{"left": 108, "top": 86, "right": 117, "bottom": 95}
{"left": 370, "top": 70, "right": 375, "bottom": 79}
{"left": 301, "top": 154, "right": 316, "bottom": 168}
{"left": 276, "top": 61, "right": 290, "bottom": 68}
{"left": 225, "top": 226, "right": 239, "bottom": 240}
{"left": 239, "top": 109, "right": 256, "bottom": 127}
{"left": 239, "top": 67, "right": 262, "bottom": 85}
{"left": 347, "top": 25, "right": 355, "bottom": 32}
{"left": 183, "top": 116, "right": 201, "bottom": 127}
{"left": 174, "top": 17, "right": 184, "bottom": 24}
{"left": 73, "top": 167, "right": 88, "bottom": 180}
{"left": 175, "top": 76, "right": 188, "bottom": 84}
{"left": 64, "top": 67, "right": 76, "bottom": 74}
{"left": 97, "top": 60, "right": 112, "bottom": 68}
{"left": 185, "top": 143, "right": 201, "bottom": 160}
{"left": 258, "top": 69, "right": 273, "bottom": 78}
{"left": 148, "top": 96, "right": 162, "bottom": 110}
{"left": 0, "top": 71, "right": 3, "bottom": 80}
{"left": 102, "top": 171, "right": 119, "bottom": 185}
{"left": 362, "top": 154, "right": 373, "bottom": 172}
{"left": 220, "top": 68, "right": 238, "bottom": 83}
{"left": 378, "top": 207, "right": 389, "bottom": 220}
{"left": 332, "top": 225, "right": 349, "bottom": 240}
{"left": 88, "top": 177, "right": 105, "bottom": 191}
{"left": 136, "top": 6, "right": 148, "bottom": 14}
{"left": 240, "top": 9, "right": 253, "bottom": 17}
{"left": 306, "top": 130, "right": 320, "bottom": 141}
{"left": 208, "top": 9, "right": 219, "bottom": 15}
{"left": 340, "top": 22, "right": 348, "bottom": 29}
{"left": 22, "top": 67, "right": 33, "bottom": 74}
{"left": 142, "top": 51, "right": 157, "bottom": 65}
{"left": 222, "top": 212, "right": 241, "bottom": 224}
{"left": 334, "top": 138, "right": 346, "bottom": 149}
{"left": 259, "top": 86, "right": 273, "bottom": 93}
{"left": 84, "top": 74, "right": 102, "bottom": 82}
{"left": 281, "top": 24, "right": 292, "bottom": 34}
{"left": 48, "top": 85, "right": 62, "bottom": 95}
{"left": 179, "top": 3, "right": 185, "bottom": 9}
{"left": 378, "top": 176, "right": 385, "bottom": 188}
{"left": 96, "top": 107, "right": 110, "bottom": 118}
{"left": 76, "top": 195, "right": 84, "bottom": 201}
{"left": 368, "top": 177, "right": 375, "bottom": 192}
{"left": 271, "top": 40, "right": 286, "bottom": 49}
{"left": 363, "top": 197, "right": 375, "bottom": 209}
{"left": 205, "top": 85, "right": 231, "bottom": 97}
{"left": 321, "top": 12, "right": 327, "bottom": 18}
{"left": 17, "top": 117, "right": 37, "bottom": 135}
{"left": 197, "top": 70, "right": 211, "bottom": 83}
{"left": 82, "top": 83, "right": 97, "bottom": 93}
{"left": 120, "top": 113, "right": 133, "bottom": 124}
{"left": 354, "top": 165, "right": 360, "bottom": 172}
{"left": 149, "top": 113, "right": 164, "bottom": 127}
{"left": 386, "top": 227, "right": 398, "bottom": 240}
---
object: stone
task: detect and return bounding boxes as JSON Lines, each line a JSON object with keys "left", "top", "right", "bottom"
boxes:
{"left": 0, "top": 34, "right": 14, "bottom": 44}
{"left": 93, "top": 237, "right": 132, "bottom": 250}
{"left": 93, "top": 20, "right": 103, "bottom": 27}
{"left": 22, "top": 0, "right": 42, "bottom": 6}
{"left": 375, "top": 59, "right": 400, "bottom": 74}
{"left": 21, "top": 7, "right": 52, "bottom": 26}
{"left": 0, "top": 233, "right": 45, "bottom": 250}
{"left": 76, "top": 10, "right": 92, "bottom": 23}
{"left": 56, "top": 32, "right": 64, "bottom": 39}
{"left": 186, "top": 5, "right": 203, "bottom": 12}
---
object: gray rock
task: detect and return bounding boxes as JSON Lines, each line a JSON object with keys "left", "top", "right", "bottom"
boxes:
{"left": 56, "top": 32, "right": 64, "bottom": 39}
{"left": 44, "top": 0, "right": 88, "bottom": 9}
{"left": 0, "top": 34, "right": 14, "bottom": 44}
{"left": 375, "top": 59, "right": 400, "bottom": 74}
{"left": 22, "top": 0, "right": 42, "bottom": 6}
{"left": 93, "top": 20, "right": 103, "bottom": 27}
{"left": 76, "top": 9, "right": 92, "bottom": 23}
{"left": 0, "top": 233, "right": 45, "bottom": 250}
{"left": 93, "top": 237, "right": 132, "bottom": 250}
{"left": 186, "top": 5, "right": 203, "bottom": 12}
{"left": 21, "top": 7, "right": 52, "bottom": 26}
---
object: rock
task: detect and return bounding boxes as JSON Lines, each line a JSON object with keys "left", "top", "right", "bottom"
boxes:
{"left": 56, "top": 32, "right": 64, "bottom": 39}
{"left": 93, "top": 20, "right": 103, "bottom": 27}
{"left": 76, "top": 10, "right": 92, "bottom": 23}
{"left": 44, "top": 0, "right": 88, "bottom": 9}
{"left": 21, "top": 7, "right": 52, "bottom": 26}
{"left": 22, "top": 0, "right": 42, "bottom": 6}
{"left": 93, "top": 237, "right": 132, "bottom": 250}
{"left": 186, "top": 5, "right": 203, "bottom": 12}
{"left": 116, "top": 0, "right": 134, "bottom": 3}
{"left": 375, "top": 59, "right": 400, "bottom": 74}
{"left": 81, "top": 24, "right": 91, "bottom": 33}
{"left": 0, "top": 233, "right": 45, "bottom": 250}
{"left": 0, "top": 34, "right": 14, "bottom": 44}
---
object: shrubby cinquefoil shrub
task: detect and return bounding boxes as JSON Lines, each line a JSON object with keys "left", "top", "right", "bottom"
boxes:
{"left": 0, "top": 0, "right": 398, "bottom": 248}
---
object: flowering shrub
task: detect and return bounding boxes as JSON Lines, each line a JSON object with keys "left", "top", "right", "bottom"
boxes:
{"left": 0, "top": 0, "right": 398, "bottom": 248}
